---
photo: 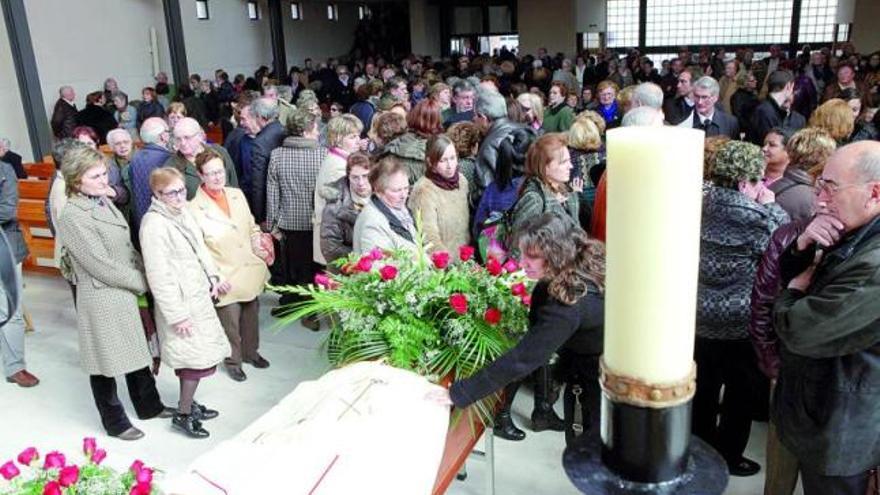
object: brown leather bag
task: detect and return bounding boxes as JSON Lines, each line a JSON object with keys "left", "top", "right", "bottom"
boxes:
{"left": 868, "top": 467, "right": 879, "bottom": 495}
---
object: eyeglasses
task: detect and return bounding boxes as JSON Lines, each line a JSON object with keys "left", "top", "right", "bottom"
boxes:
{"left": 202, "top": 170, "right": 225, "bottom": 178}
{"left": 692, "top": 93, "right": 715, "bottom": 102}
{"left": 814, "top": 177, "right": 872, "bottom": 195}
{"left": 160, "top": 187, "right": 187, "bottom": 198}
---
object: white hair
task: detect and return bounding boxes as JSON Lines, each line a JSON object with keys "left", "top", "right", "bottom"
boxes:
{"left": 693, "top": 76, "right": 720, "bottom": 97}
{"left": 622, "top": 107, "right": 665, "bottom": 127}
{"left": 105, "top": 129, "right": 130, "bottom": 145}
{"left": 632, "top": 83, "right": 664, "bottom": 110}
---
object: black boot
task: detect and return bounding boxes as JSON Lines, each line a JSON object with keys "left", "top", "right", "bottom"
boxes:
{"left": 493, "top": 382, "right": 525, "bottom": 440}
{"left": 531, "top": 365, "right": 565, "bottom": 432}
{"left": 172, "top": 413, "right": 210, "bottom": 439}
{"left": 191, "top": 401, "right": 219, "bottom": 421}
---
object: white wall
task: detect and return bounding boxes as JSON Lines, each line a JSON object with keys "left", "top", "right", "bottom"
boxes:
{"left": 576, "top": 0, "right": 606, "bottom": 33}
{"left": 0, "top": 16, "right": 34, "bottom": 161}
{"left": 851, "top": 0, "right": 880, "bottom": 51}
{"left": 410, "top": 0, "right": 440, "bottom": 57}
{"left": 24, "top": 0, "right": 173, "bottom": 124}
{"left": 517, "top": 0, "right": 577, "bottom": 57}
{"left": 282, "top": 1, "right": 362, "bottom": 69}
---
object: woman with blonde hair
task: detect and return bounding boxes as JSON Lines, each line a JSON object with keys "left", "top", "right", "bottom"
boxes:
{"left": 140, "top": 166, "right": 231, "bottom": 438}
{"left": 189, "top": 149, "right": 271, "bottom": 382}
{"left": 567, "top": 117, "right": 603, "bottom": 206}
{"left": 167, "top": 102, "right": 187, "bottom": 130}
{"left": 409, "top": 135, "right": 470, "bottom": 253}
{"left": 808, "top": 98, "right": 855, "bottom": 144}
{"left": 58, "top": 146, "right": 172, "bottom": 440}
{"left": 769, "top": 127, "right": 837, "bottom": 221}
{"left": 433, "top": 213, "right": 606, "bottom": 447}
{"left": 517, "top": 92, "right": 543, "bottom": 132}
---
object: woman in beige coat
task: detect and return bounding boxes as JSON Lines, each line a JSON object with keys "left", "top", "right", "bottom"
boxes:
{"left": 408, "top": 135, "right": 470, "bottom": 253}
{"left": 353, "top": 156, "right": 417, "bottom": 255}
{"left": 189, "top": 149, "right": 270, "bottom": 382}
{"left": 57, "top": 146, "right": 172, "bottom": 441}
{"left": 140, "top": 167, "right": 232, "bottom": 439}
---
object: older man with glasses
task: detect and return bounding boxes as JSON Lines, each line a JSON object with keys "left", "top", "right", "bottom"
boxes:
{"left": 677, "top": 76, "right": 740, "bottom": 139}
{"left": 162, "top": 117, "right": 239, "bottom": 201}
{"left": 773, "top": 141, "right": 880, "bottom": 495}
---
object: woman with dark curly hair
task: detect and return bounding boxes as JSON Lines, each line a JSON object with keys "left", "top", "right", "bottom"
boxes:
{"left": 430, "top": 213, "right": 605, "bottom": 447}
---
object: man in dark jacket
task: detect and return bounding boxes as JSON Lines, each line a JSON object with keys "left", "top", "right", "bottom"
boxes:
{"left": 773, "top": 141, "right": 880, "bottom": 495}
{"left": 75, "top": 92, "right": 117, "bottom": 145}
{"left": 246, "top": 98, "right": 286, "bottom": 225}
{"left": 474, "top": 88, "right": 523, "bottom": 197}
{"left": 129, "top": 118, "right": 172, "bottom": 234}
{"left": 748, "top": 71, "right": 806, "bottom": 145}
{"left": 0, "top": 139, "right": 26, "bottom": 179}
{"left": 675, "top": 76, "right": 739, "bottom": 139}
{"left": 326, "top": 65, "right": 355, "bottom": 110}
{"left": 51, "top": 85, "right": 78, "bottom": 140}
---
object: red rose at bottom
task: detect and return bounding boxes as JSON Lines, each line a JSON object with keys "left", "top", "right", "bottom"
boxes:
{"left": 43, "top": 482, "right": 62, "bottom": 495}
{"left": 449, "top": 293, "right": 468, "bottom": 314}
{"left": 484, "top": 307, "right": 502, "bottom": 325}
{"left": 58, "top": 465, "right": 79, "bottom": 487}
{"left": 129, "top": 482, "right": 152, "bottom": 495}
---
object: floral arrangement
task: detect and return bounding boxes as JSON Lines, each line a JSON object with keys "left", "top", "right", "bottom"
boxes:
{"left": 0, "top": 438, "right": 158, "bottom": 495}
{"left": 274, "top": 232, "right": 532, "bottom": 424}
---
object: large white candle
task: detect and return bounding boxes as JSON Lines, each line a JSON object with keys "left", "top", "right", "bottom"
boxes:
{"left": 603, "top": 127, "right": 704, "bottom": 384}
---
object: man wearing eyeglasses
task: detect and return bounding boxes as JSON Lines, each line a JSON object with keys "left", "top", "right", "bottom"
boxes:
{"left": 676, "top": 76, "right": 739, "bottom": 139}
{"left": 772, "top": 141, "right": 880, "bottom": 494}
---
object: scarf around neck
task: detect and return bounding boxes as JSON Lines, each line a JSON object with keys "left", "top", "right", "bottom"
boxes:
{"left": 425, "top": 167, "right": 459, "bottom": 191}
{"left": 370, "top": 195, "right": 414, "bottom": 243}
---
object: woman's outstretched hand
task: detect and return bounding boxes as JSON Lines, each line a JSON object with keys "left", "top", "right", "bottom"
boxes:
{"left": 424, "top": 386, "right": 453, "bottom": 407}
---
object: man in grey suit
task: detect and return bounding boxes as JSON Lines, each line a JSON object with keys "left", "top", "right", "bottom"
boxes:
{"left": 677, "top": 76, "right": 740, "bottom": 139}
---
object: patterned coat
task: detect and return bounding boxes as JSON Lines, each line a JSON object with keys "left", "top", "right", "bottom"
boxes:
{"left": 266, "top": 136, "right": 327, "bottom": 232}
{"left": 57, "top": 195, "right": 151, "bottom": 376}
{"left": 140, "top": 198, "right": 231, "bottom": 370}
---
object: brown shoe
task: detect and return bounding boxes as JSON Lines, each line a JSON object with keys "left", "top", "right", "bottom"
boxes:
{"left": 301, "top": 315, "right": 321, "bottom": 332}
{"left": 6, "top": 370, "right": 39, "bottom": 387}
{"left": 112, "top": 426, "right": 145, "bottom": 441}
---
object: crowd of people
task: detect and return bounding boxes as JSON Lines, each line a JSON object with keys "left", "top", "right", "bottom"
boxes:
{"left": 0, "top": 38, "right": 878, "bottom": 494}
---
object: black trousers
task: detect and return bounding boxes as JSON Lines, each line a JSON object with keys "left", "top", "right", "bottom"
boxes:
{"left": 561, "top": 353, "right": 601, "bottom": 448}
{"left": 693, "top": 337, "right": 757, "bottom": 463}
{"left": 279, "top": 229, "right": 321, "bottom": 306}
{"left": 802, "top": 467, "right": 869, "bottom": 495}
{"left": 89, "top": 367, "right": 164, "bottom": 436}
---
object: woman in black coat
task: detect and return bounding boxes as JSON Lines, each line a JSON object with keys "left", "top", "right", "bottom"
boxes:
{"left": 429, "top": 213, "right": 605, "bottom": 447}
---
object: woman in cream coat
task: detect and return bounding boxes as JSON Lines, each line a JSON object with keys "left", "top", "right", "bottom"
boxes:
{"left": 353, "top": 156, "right": 417, "bottom": 255}
{"left": 140, "top": 166, "right": 231, "bottom": 439}
{"left": 188, "top": 149, "right": 270, "bottom": 383}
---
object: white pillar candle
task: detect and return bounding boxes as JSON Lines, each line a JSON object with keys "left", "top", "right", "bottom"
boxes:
{"left": 603, "top": 127, "right": 705, "bottom": 384}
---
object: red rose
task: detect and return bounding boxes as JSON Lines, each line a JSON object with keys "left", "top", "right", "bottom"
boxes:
{"left": 355, "top": 256, "right": 374, "bottom": 272}
{"left": 0, "top": 461, "right": 19, "bottom": 481}
{"left": 314, "top": 273, "right": 331, "bottom": 288}
{"left": 82, "top": 437, "right": 96, "bottom": 456}
{"left": 503, "top": 259, "right": 518, "bottom": 273}
{"left": 521, "top": 294, "right": 532, "bottom": 306}
{"left": 379, "top": 265, "right": 398, "bottom": 281}
{"left": 511, "top": 282, "right": 527, "bottom": 297}
{"left": 486, "top": 257, "right": 503, "bottom": 276}
{"left": 136, "top": 467, "right": 153, "bottom": 484}
{"left": 484, "top": 308, "right": 502, "bottom": 325}
{"left": 58, "top": 465, "right": 79, "bottom": 487}
{"left": 16, "top": 447, "right": 38, "bottom": 466}
{"left": 43, "top": 451, "right": 65, "bottom": 470}
{"left": 43, "top": 481, "right": 62, "bottom": 495}
{"left": 91, "top": 449, "right": 107, "bottom": 465}
{"left": 368, "top": 247, "right": 384, "bottom": 261}
{"left": 449, "top": 293, "right": 468, "bottom": 314}
{"left": 459, "top": 245, "right": 475, "bottom": 262}
{"left": 130, "top": 460, "right": 145, "bottom": 474}
{"left": 129, "top": 482, "right": 152, "bottom": 495}
{"left": 431, "top": 251, "right": 450, "bottom": 269}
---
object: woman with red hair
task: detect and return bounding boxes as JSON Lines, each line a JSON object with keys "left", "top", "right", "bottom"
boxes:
{"left": 383, "top": 99, "right": 443, "bottom": 183}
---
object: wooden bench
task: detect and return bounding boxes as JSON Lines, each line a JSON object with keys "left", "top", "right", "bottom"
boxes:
{"left": 17, "top": 163, "right": 58, "bottom": 275}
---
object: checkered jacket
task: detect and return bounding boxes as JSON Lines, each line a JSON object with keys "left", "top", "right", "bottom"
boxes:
{"left": 266, "top": 137, "right": 328, "bottom": 231}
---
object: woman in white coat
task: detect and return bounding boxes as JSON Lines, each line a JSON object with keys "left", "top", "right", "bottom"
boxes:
{"left": 352, "top": 156, "right": 417, "bottom": 255}
{"left": 140, "top": 166, "right": 232, "bottom": 438}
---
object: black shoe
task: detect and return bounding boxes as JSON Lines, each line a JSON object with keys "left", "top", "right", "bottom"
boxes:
{"left": 191, "top": 400, "right": 219, "bottom": 420}
{"left": 244, "top": 354, "right": 270, "bottom": 369}
{"left": 301, "top": 315, "right": 320, "bottom": 331}
{"left": 227, "top": 366, "right": 247, "bottom": 382}
{"left": 727, "top": 457, "right": 761, "bottom": 477}
{"left": 493, "top": 412, "right": 526, "bottom": 441}
{"left": 172, "top": 413, "right": 209, "bottom": 439}
{"left": 111, "top": 426, "right": 145, "bottom": 441}
{"left": 531, "top": 407, "right": 565, "bottom": 432}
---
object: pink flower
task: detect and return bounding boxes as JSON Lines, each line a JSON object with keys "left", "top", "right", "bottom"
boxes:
{"left": 91, "top": 449, "right": 107, "bottom": 465}
{"left": 367, "top": 247, "right": 384, "bottom": 261}
{"left": 502, "top": 259, "right": 518, "bottom": 273}
{"left": 58, "top": 465, "right": 79, "bottom": 487}
{"left": 82, "top": 437, "right": 97, "bottom": 456}
{"left": 314, "top": 273, "right": 331, "bottom": 288}
{"left": 136, "top": 467, "right": 153, "bottom": 484}
{"left": 484, "top": 308, "right": 502, "bottom": 325}
{"left": 129, "top": 482, "right": 152, "bottom": 495}
{"left": 355, "top": 256, "right": 373, "bottom": 272}
{"left": 43, "top": 481, "right": 62, "bottom": 495}
{"left": 16, "top": 447, "right": 38, "bottom": 466}
{"left": 449, "top": 293, "right": 468, "bottom": 315}
{"left": 43, "top": 451, "right": 65, "bottom": 470}
{"left": 0, "top": 461, "right": 19, "bottom": 481}
{"left": 130, "top": 460, "right": 145, "bottom": 475}
{"left": 521, "top": 294, "right": 532, "bottom": 306}
{"left": 459, "top": 245, "right": 475, "bottom": 262}
{"left": 486, "top": 257, "right": 503, "bottom": 276}
{"left": 511, "top": 282, "right": 527, "bottom": 297}
{"left": 379, "top": 265, "right": 398, "bottom": 281}
{"left": 431, "top": 251, "right": 450, "bottom": 269}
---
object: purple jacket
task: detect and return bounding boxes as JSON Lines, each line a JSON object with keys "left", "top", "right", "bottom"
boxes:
{"left": 748, "top": 219, "right": 808, "bottom": 379}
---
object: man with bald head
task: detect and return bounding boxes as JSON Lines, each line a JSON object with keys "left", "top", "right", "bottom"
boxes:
{"left": 51, "top": 85, "right": 78, "bottom": 139}
{"left": 773, "top": 141, "right": 880, "bottom": 494}
{"left": 129, "top": 117, "right": 172, "bottom": 232}
{"left": 163, "top": 117, "right": 238, "bottom": 199}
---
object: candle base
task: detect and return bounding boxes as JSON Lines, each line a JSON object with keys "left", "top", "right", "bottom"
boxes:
{"left": 563, "top": 432, "right": 728, "bottom": 494}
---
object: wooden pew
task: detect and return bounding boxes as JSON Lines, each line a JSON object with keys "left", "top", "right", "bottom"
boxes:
{"left": 24, "top": 162, "right": 55, "bottom": 180}
{"left": 17, "top": 163, "right": 58, "bottom": 275}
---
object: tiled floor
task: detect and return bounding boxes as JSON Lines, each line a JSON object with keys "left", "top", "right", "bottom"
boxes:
{"left": 0, "top": 274, "right": 796, "bottom": 494}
